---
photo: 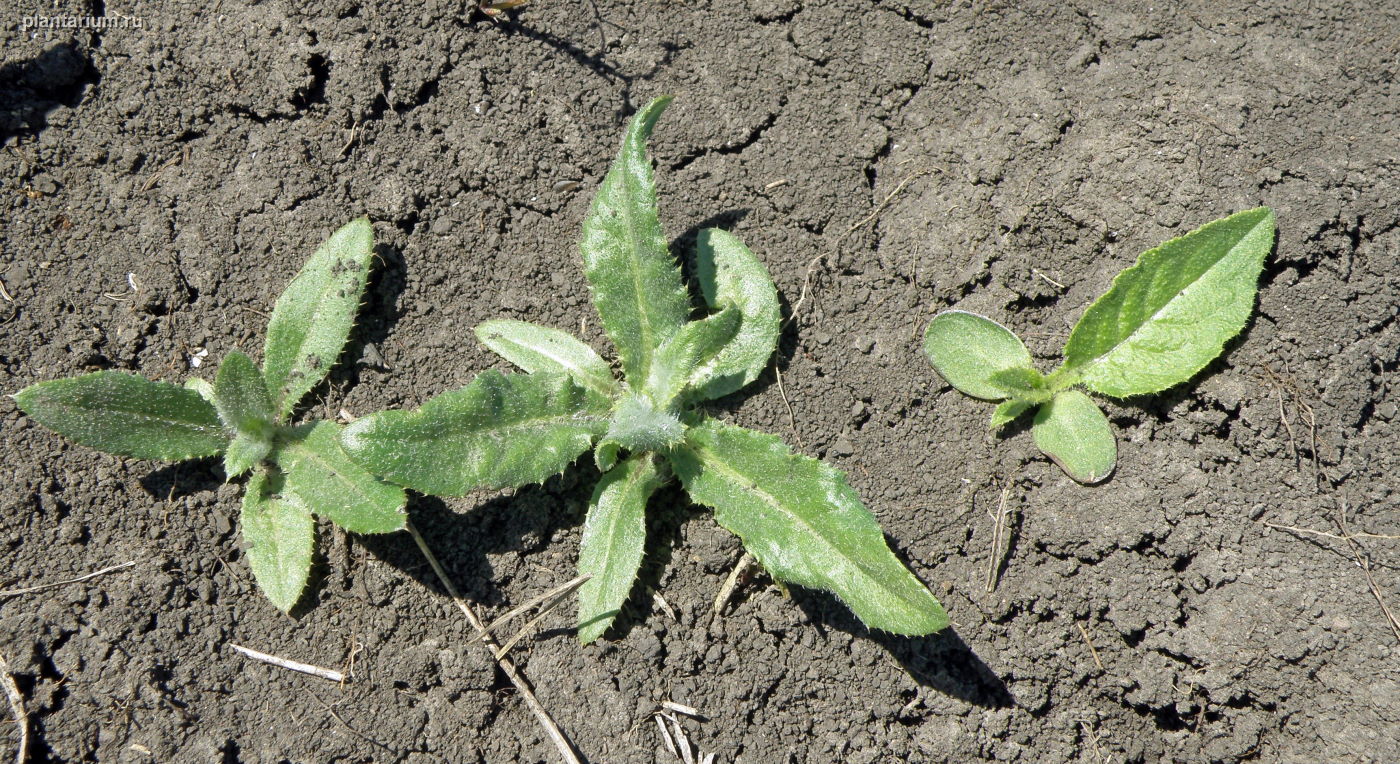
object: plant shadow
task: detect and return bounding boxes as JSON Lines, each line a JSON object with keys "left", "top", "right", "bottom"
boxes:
{"left": 356, "top": 468, "right": 600, "bottom": 613}
{"left": 0, "top": 41, "right": 99, "bottom": 143}
{"left": 138, "top": 458, "right": 224, "bottom": 501}
{"left": 787, "top": 586, "right": 1015, "bottom": 709}
{"left": 322, "top": 240, "right": 410, "bottom": 406}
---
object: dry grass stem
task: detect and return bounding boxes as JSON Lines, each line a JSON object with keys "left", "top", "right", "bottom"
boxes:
{"left": 406, "top": 521, "right": 581, "bottom": 764}
{"left": 661, "top": 700, "right": 702, "bottom": 718}
{"left": 713, "top": 553, "right": 754, "bottom": 616}
{"left": 1077, "top": 622, "right": 1105, "bottom": 671}
{"left": 985, "top": 482, "right": 1014, "bottom": 593}
{"left": 0, "top": 649, "right": 28, "bottom": 764}
{"left": 772, "top": 367, "right": 802, "bottom": 449}
{"left": 493, "top": 585, "right": 580, "bottom": 661}
{"left": 476, "top": 575, "right": 590, "bottom": 640}
{"left": 229, "top": 644, "right": 346, "bottom": 683}
{"left": 0, "top": 561, "right": 136, "bottom": 599}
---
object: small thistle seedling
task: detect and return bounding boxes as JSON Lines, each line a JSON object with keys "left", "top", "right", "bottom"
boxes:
{"left": 924, "top": 207, "right": 1275, "bottom": 483}
{"left": 342, "top": 97, "right": 949, "bottom": 642}
{"left": 15, "top": 219, "right": 407, "bottom": 611}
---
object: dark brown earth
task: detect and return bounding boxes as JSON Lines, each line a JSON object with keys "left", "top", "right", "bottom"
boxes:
{"left": 3, "top": 1, "right": 1399, "bottom": 761}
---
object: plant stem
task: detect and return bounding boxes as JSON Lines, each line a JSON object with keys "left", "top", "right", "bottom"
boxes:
{"left": 406, "top": 521, "right": 582, "bottom": 764}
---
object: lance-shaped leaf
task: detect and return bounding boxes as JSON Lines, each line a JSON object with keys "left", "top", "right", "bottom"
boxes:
{"left": 644, "top": 307, "right": 740, "bottom": 408}
{"left": 242, "top": 468, "right": 314, "bottom": 612}
{"left": 688, "top": 229, "right": 781, "bottom": 401}
{"left": 580, "top": 96, "right": 690, "bottom": 384}
{"left": 672, "top": 420, "right": 949, "bottom": 635}
{"left": 263, "top": 217, "right": 376, "bottom": 419}
{"left": 924, "top": 311, "right": 1036, "bottom": 400}
{"left": 1060, "top": 207, "right": 1275, "bottom": 397}
{"left": 342, "top": 371, "right": 610, "bottom": 496}
{"left": 15, "top": 371, "right": 227, "bottom": 460}
{"left": 475, "top": 319, "right": 618, "bottom": 398}
{"left": 1032, "top": 390, "right": 1116, "bottom": 484}
{"left": 278, "top": 421, "right": 407, "bottom": 534}
{"left": 214, "top": 351, "right": 275, "bottom": 476}
{"left": 577, "top": 453, "right": 663, "bottom": 644}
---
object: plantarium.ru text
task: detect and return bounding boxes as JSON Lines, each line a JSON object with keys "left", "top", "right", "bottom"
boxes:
{"left": 341, "top": 97, "right": 949, "bottom": 641}
{"left": 14, "top": 219, "right": 407, "bottom": 611}
{"left": 923, "top": 207, "right": 1275, "bottom": 483}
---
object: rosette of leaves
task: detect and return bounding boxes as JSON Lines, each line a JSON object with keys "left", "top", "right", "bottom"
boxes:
{"left": 342, "top": 97, "right": 948, "bottom": 642}
{"left": 14, "top": 219, "right": 407, "bottom": 611}
{"left": 923, "top": 207, "right": 1275, "bottom": 483}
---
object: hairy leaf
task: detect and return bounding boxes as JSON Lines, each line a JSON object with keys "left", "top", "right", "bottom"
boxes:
{"left": 476, "top": 319, "right": 618, "bottom": 398}
{"left": 989, "top": 399, "right": 1034, "bottom": 430}
{"left": 242, "top": 468, "right": 314, "bottom": 612}
{"left": 924, "top": 311, "right": 1036, "bottom": 400}
{"left": 263, "top": 217, "right": 376, "bottom": 418}
{"left": 224, "top": 433, "right": 271, "bottom": 478}
{"left": 214, "top": 351, "right": 275, "bottom": 477}
{"left": 673, "top": 420, "right": 948, "bottom": 635}
{"left": 688, "top": 229, "right": 781, "bottom": 401}
{"left": 1032, "top": 390, "right": 1116, "bottom": 484}
{"left": 605, "top": 394, "right": 685, "bottom": 453}
{"left": 594, "top": 440, "right": 621, "bottom": 473}
{"left": 15, "top": 371, "right": 227, "bottom": 460}
{"left": 342, "top": 371, "right": 610, "bottom": 496}
{"left": 279, "top": 421, "right": 407, "bottom": 534}
{"left": 577, "top": 453, "right": 663, "bottom": 644}
{"left": 644, "top": 308, "right": 740, "bottom": 408}
{"left": 987, "top": 367, "right": 1045, "bottom": 395}
{"left": 1061, "top": 207, "right": 1274, "bottom": 397}
{"left": 184, "top": 377, "right": 215, "bottom": 403}
{"left": 214, "top": 351, "right": 274, "bottom": 438}
{"left": 579, "top": 96, "right": 690, "bottom": 385}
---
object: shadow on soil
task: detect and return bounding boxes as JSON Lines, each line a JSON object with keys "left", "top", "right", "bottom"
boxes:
{"left": 789, "top": 588, "right": 1015, "bottom": 709}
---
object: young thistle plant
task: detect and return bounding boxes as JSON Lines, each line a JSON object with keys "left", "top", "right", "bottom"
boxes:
{"left": 923, "top": 207, "right": 1276, "bottom": 483}
{"left": 15, "top": 219, "right": 407, "bottom": 611}
{"left": 342, "top": 96, "right": 949, "bottom": 641}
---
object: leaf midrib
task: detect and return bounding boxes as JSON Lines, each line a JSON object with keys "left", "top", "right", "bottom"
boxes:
{"left": 505, "top": 334, "right": 613, "bottom": 396}
{"left": 685, "top": 439, "right": 925, "bottom": 613}
{"left": 56, "top": 400, "right": 221, "bottom": 434}
{"left": 588, "top": 458, "right": 653, "bottom": 602}
{"left": 406, "top": 411, "right": 609, "bottom": 446}
{"left": 1068, "top": 217, "right": 1267, "bottom": 379}
{"left": 619, "top": 157, "right": 660, "bottom": 384}
{"left": 285, "top": 440, "right": 381, "bottom": 513}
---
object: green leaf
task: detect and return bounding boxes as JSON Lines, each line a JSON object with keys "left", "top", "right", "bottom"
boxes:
{"left": 184, "top": 377, "right": 215, "bottom": 403}
{"left": 278, "top": 421, "right": 407, "bottom": 534}
{"left": 342, "top": 371, "right": 610, "bottom": 496}
{"left": 580, "top": 96, "right": 690, "bottom": 385}
{"left": 263, "top": 217, "right": 376, "bottom": 419}
{"left": 1060, "top": 207, "right": 1275, "bottom": 397}
{"left": 672, "top": 419, "right": 949, "bottom": 635}
{"left": 214, "top": 351, "right": 275, "bottom": 437}
{"left": 688, "top": 229, "right": 781, "bottom": 401}
{"left": 214, "top": 351, "right": 275, "bottom": 478}
{"left": 577, "top": 453, "right": 663, "bottom": 644}
{"left": 604, "top": 394, "right": 685, "bottom": 453}
{"left": 924, "top": 311, "right": 1036, "bottom": 400}
{"left": 987, "top": 367, "right": 1045, "bottom": 395}
{"left": 476, "top": 319, "right": 618, "bottom": 398}
{"left": 594, "top": 440, "right": 621, "bottom": 473}
{"left": 224, "top": 433, "right": 271, "bottom": 478}
{"left": 1032, "top": 390, "right": 1116, "bottom": 484}
{"left": 989, "top": 399, "right": 1034, "bottom": 430}
{"left": 644, "top": 307, "right": 740, "bottom": 408}
{"left": 242, "top": 468, "right": 314, "bottom": 612}
{"left": 15, "top": 371, "right": 227, "bottom": 460}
